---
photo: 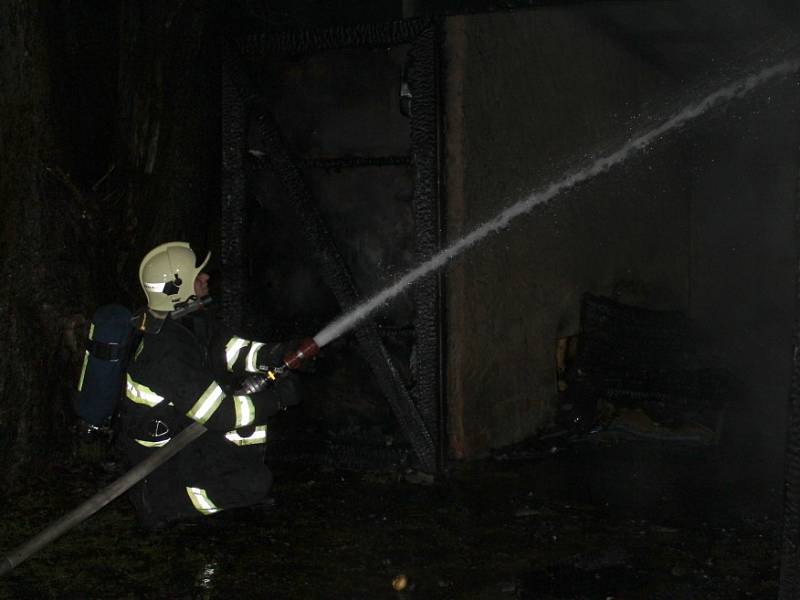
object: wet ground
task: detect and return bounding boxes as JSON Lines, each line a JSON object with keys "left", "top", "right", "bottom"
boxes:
{"left": 0, "top": 436, "right": 783, "bottom": 599}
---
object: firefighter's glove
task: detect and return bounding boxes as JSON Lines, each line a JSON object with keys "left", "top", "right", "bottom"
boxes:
{"left": 236, "top": 373, "right": 271, "bottom": 396}
{"left": 274, "top": 371, "right": 301, "bottom": 411}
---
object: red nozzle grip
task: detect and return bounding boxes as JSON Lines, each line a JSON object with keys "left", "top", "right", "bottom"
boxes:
{"left": 283, "top": 338, "right": 319, "bottom": 370}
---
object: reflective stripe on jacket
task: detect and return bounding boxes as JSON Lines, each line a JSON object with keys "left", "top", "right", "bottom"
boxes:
{"left": 119, "top": 311, "right": 292, "bottom": 445}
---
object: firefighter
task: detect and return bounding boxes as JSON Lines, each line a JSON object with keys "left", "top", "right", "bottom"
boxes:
{"left": 118, "top": 241, "right": 301, "bottom": 529}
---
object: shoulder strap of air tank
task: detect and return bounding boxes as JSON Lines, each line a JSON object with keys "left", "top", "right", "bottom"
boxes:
{"left": 130, "top": 308, "right": 165, "bottom": 335}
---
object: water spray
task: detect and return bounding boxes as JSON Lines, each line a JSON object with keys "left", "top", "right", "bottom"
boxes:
{"left": 2, "top": 57, "right": 798, "bottom": 578}
{"left": 312, "top": 57, "right": 800, "bottom": 349}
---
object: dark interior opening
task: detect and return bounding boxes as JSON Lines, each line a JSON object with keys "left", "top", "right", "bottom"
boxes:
{"left": 222, "top": 20, "right": 444, "bottom": 472}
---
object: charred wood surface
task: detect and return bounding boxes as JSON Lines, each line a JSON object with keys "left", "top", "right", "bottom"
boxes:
{"left": 240, "top": 20, "right": 428, "bottom": 58}
{"left": 408, "top": 23, "right": 445, "bottom": 469}
{"left": 222, "top": 42, "right": 437, "bottom": 472}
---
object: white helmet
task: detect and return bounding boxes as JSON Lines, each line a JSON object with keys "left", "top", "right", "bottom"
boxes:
{"left": 138, "top": 242, "right": 210, "bottom": 312}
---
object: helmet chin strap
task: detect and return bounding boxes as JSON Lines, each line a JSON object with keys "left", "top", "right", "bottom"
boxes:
{"left": 170, "top": 295, "right": 213, "bottom": 319}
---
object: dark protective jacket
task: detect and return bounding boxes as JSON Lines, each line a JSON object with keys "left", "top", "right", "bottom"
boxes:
{"left": 117, "top": 306, "right": 297, "bottom": 522}
{"left": 121, "top": 308, "right": 295, "bottom": 445}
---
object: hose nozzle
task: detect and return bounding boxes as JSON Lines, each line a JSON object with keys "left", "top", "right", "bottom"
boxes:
{"left": 283, "top": 337, "right": 319, "bottom": 370}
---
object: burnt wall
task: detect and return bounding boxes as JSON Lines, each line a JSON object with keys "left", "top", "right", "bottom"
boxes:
{"left": 445, "top": 8, "right": 691, "bottom": 457}
{"left": 687, "top": 88, "right": 800, "bottom": 490}
{"left": 226, "top": 21, "right": 443, "bottom": 470}
{"left": 444, "top": 4, "right": 800, "bottom": 461}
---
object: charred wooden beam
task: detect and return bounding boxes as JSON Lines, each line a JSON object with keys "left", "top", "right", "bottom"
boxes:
{"left": 222, "top": 34, "right": 439, "bottom": 471}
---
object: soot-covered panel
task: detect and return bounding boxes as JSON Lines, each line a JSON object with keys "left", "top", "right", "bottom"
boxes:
{"left": 222, "top": 21, "right": 443, "bottom": 471}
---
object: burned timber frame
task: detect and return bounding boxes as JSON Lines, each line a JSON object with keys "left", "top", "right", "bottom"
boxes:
{"left": 221, "top": 19, "right": 444, "bottom": 473}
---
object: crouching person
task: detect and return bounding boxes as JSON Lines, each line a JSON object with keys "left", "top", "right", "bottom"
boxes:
{"left": 117, "top": 241, "right": 301, "bottom": 530}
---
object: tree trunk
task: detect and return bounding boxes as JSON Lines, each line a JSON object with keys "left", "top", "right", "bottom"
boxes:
{"left": 0, "top": 0, "right": 220, "bottom": 489}
{"left": 0, "top": 0, "right": 85, "bottom": 485}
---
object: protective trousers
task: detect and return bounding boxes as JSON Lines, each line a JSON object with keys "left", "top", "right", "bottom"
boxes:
{"left": 121, "top": 432, "right": 272, "bottom": 529}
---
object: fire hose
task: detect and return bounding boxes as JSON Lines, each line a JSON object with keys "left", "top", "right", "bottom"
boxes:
{"left": 0, "top": 338, "right": 320, "bottom": 577}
